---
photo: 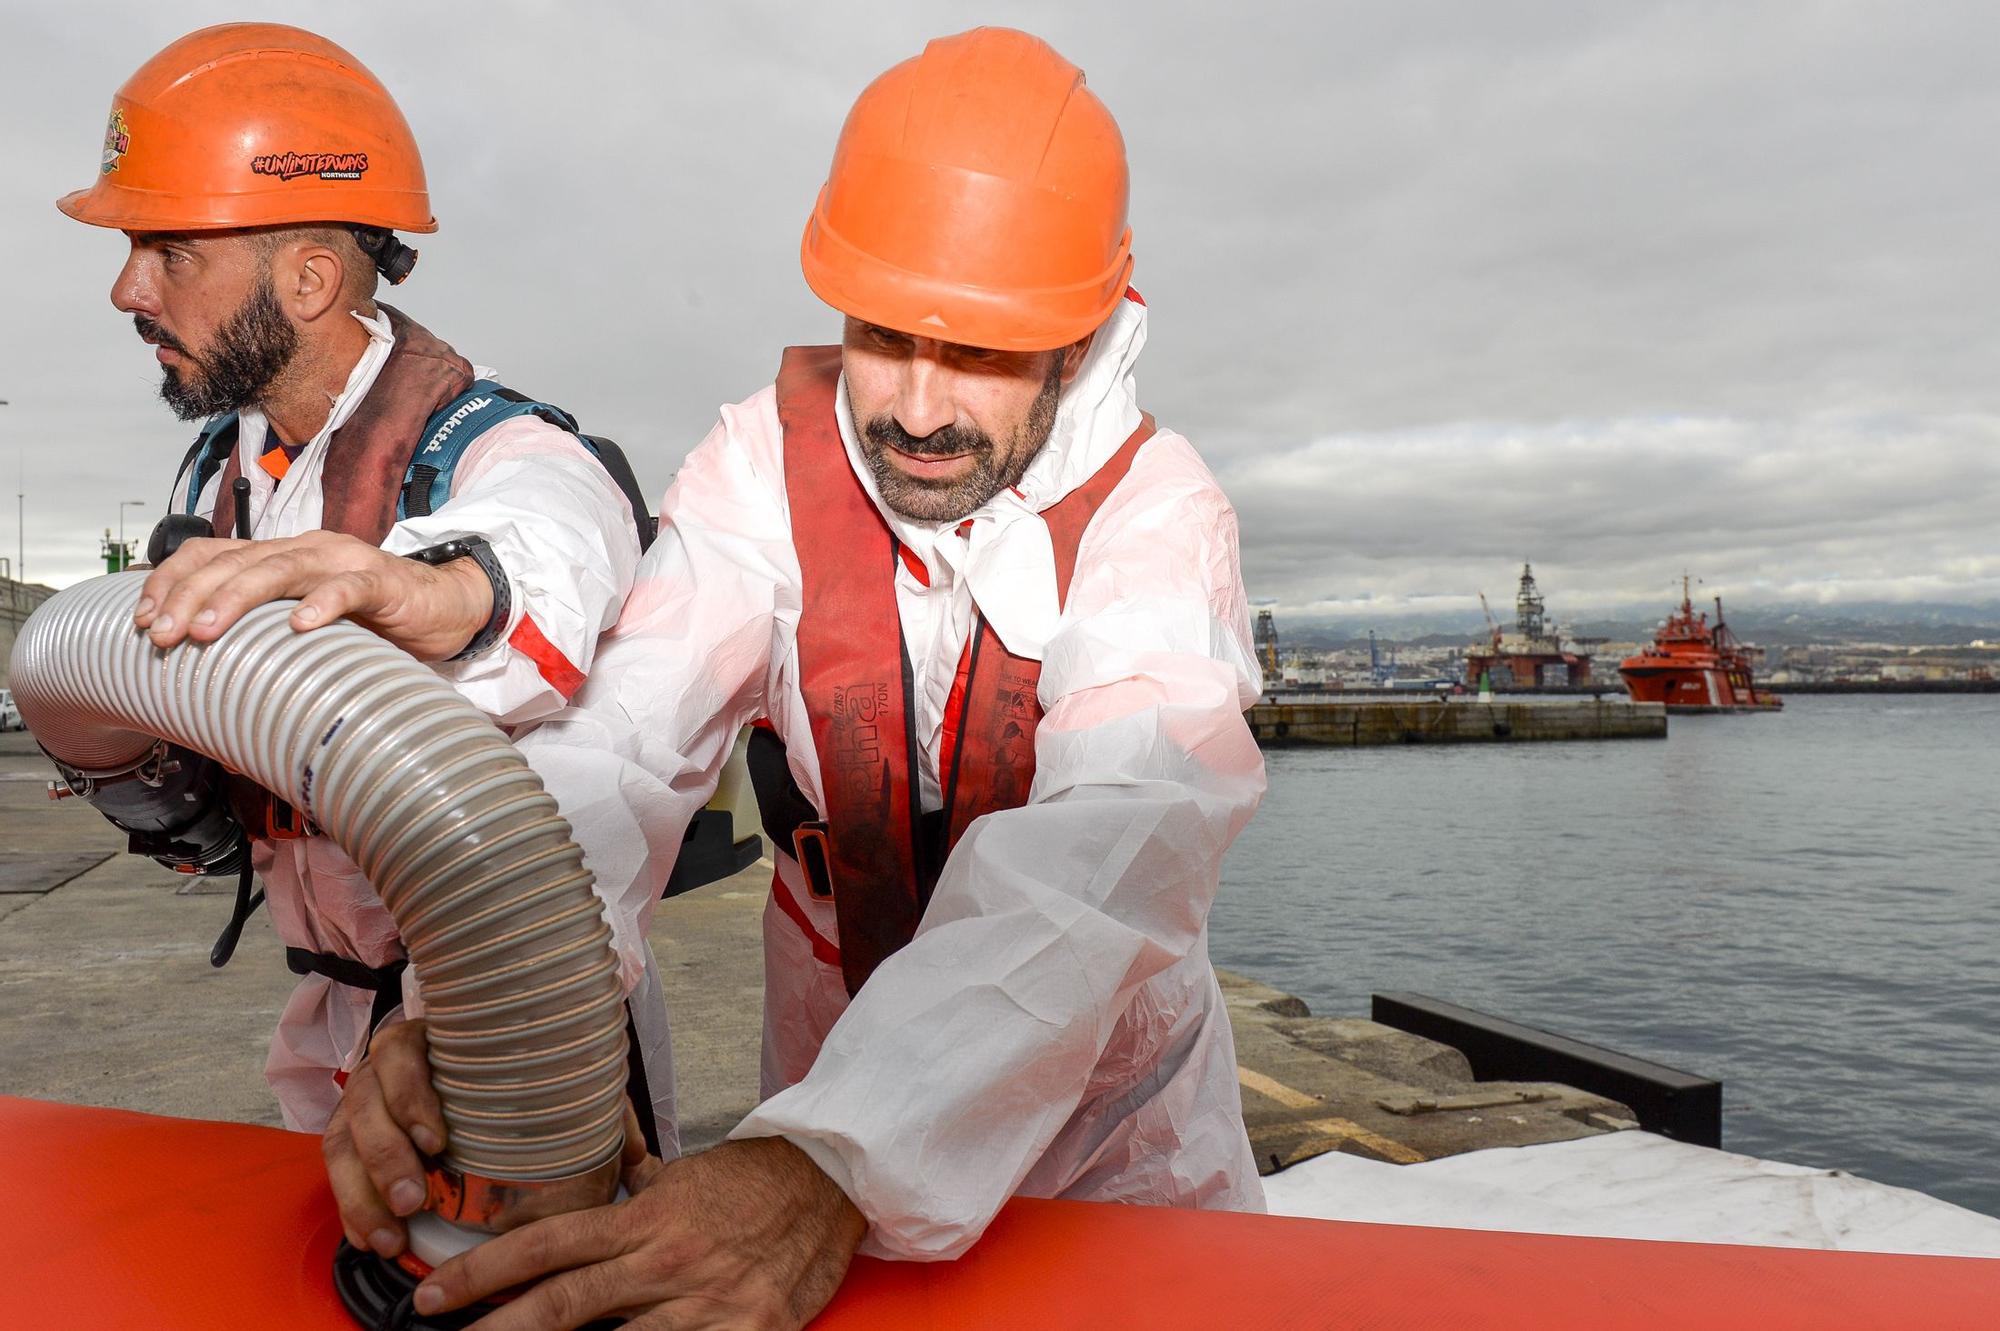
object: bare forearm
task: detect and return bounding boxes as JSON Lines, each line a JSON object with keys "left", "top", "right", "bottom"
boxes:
{"left": 401, "top": 555, "right": 494, "bottom": 661}
{"left": 133, "top": 531, "right": 498, "bottom": 660}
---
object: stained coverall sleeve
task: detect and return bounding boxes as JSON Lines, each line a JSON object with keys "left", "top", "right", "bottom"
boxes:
{"left": 732, "top": 446, "right": 1267, "bottom": 1260}
{"left": 512, "top": 394, "right": 797, "bottom": 992}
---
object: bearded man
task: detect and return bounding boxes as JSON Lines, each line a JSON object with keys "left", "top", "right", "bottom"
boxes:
{"left": 55, "top": 22, "right": 674, "bottom": 1249}
{"left": 322, "top": 28, "right": 1271, "bottom": 1330}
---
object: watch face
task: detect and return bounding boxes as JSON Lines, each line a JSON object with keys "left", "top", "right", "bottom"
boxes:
{"left": 414, "top": 539, "right": 478, "bottom": 565}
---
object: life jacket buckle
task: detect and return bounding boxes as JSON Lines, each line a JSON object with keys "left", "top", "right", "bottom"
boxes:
{"left": 792, "top": 822, "right": 835, "bottom": 900}
{"left": 260, "top": 795, "right": 313, "bottom": 839}
{"left": 222, "top": 773, "right": 315, "bottom": 841}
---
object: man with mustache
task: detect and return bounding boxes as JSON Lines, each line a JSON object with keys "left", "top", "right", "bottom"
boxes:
{"left": 55, "top": 21, "right": 674, "bottom": 1225}
{"left": 337, "top": 27, "right": 1269, "bottom": 1330}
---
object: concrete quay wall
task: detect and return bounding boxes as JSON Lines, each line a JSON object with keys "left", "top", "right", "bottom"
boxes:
{"left": 1249, "top": 698, "right": 1666, "bottom": 746}
{"left": 1773, "top": 679, "right": 1999, "bottom": 694}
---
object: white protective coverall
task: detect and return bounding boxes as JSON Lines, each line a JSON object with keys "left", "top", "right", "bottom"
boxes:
{"left": 177, "top": 309, "right": 672, "bottom": 1142}
{"left": 518, "top": 295, "right": 1268, "bottom": 1260}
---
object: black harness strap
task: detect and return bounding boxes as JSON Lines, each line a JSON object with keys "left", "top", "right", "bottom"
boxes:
{"left": 622, "top": 1003, "right": 663, "bottom": 1159}
{"left": 207, "top": 854, "right": 264, "bottom": 969}
{"left": 284, "top": 948, "right": 410, "bottom": 1033}
{"left": 286, "top": 958, "right": 665, "bottom": 1156}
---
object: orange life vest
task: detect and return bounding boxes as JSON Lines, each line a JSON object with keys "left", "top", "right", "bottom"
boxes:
{"left": 774, "top": 344, "right": 1154, "bottom": 994}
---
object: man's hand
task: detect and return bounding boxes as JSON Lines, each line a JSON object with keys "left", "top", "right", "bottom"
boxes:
{"left": 414, "top": 1136, "right": 866, "bottom": 1330}
{"left": 323, "top": 1018, "right": 447, "bottom": 1259}
{"left": 134, "top": 531, "right": 492, "bottom": 661}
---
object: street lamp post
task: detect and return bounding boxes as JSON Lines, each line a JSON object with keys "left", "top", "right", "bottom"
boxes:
{"left": 118, "top": 500, "right": 147, "bottom": 571}
{"left": 0, "top": 399, "right": 15, "bottom": 608}
{"left": 0, "top": 399, "right": 13, "bottom": 590}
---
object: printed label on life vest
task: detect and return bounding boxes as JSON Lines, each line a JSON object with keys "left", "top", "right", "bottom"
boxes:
{"left": 829, "top": 682, "right": 890, "bottom": 812}
{"left": 830, "top": 683, "right": 887, "bottom": 766}
{"left": 249, "top": 151, "right": 370, "bottom": 182}
{"left": 978, "top": 662, "right": 1040, "bottom": 809}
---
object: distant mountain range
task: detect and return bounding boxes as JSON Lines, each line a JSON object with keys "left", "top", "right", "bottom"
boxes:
{"left": 1267, "top": 600, "right": 2000, "bottom": 649}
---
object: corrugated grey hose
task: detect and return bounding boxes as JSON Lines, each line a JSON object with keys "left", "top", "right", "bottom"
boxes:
{"left": 11, "top": 571, "right": 627, "bottom": 1219}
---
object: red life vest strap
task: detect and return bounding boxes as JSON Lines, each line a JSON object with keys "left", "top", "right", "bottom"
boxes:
{"left": 776, "top": 344, "right": 1154, "bottom": 995}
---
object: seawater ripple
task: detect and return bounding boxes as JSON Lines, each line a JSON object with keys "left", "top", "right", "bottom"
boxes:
{"left": 1211, "top": 693, "right": 2000, "bottom": 1217}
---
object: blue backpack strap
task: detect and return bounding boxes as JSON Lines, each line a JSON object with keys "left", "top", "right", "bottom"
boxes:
{"left": 398, "top": 380, "right": 655, "bottom": 551}
{"left": 398, "top": 380, "right": 577, "bottom": 520}
{"left": 176, "top": 413, "right": 241, "bottom": 516}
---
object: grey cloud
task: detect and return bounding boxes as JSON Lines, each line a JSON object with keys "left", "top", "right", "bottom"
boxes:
{"left": 1223, "top": 413, "right": 2000, "bottom": 614}
{"left": 3, "top": 1, "right": 1994, "bottom": 605}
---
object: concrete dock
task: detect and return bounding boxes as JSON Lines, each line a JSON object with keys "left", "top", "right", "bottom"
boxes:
{"left": 0, "top": 731, "right": 1630, "bottom": 1171}
{"left": 1250, "top": 697, "right": 1666, "bottom": 746}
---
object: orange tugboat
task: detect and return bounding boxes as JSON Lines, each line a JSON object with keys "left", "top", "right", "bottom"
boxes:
{"left": 1620, "top": 578, "right": 1783, "bottom": 713}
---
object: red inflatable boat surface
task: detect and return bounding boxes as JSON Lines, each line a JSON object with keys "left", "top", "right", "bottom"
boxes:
{"left": 2, "top": 1095, "right": 1995, "bottom": 1329}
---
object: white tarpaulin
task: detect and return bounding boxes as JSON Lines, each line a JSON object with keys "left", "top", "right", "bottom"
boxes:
{"left": 1263, "top": 1130, "right": 2000, "bottom": 1257}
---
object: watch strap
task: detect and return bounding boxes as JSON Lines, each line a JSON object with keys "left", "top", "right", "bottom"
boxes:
{"left": 404, "top": 537, "right": 512, "bottom": 660}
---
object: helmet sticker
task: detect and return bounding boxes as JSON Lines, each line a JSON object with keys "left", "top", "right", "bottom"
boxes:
{"left": 100, "top": 109, "right": 130, "bottom": 175}
{"left": 249, "top": 151, "right": 370, "bottom": 182}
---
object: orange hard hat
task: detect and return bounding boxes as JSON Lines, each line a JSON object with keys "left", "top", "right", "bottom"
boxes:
{"left": 57, "top": 23, "right": 435, "bottom": 235}
{"left": 801, "top": 28, "right": 1132, "bottom": 353}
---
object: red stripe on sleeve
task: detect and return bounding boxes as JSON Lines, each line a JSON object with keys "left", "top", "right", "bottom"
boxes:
{"left": 506, "top": 613, "right": 587, "bottom": 699}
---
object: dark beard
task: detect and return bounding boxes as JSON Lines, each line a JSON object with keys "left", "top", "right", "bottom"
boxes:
{"left": 860, "top": 357, "right": 1063, "bottom": 523}
{"left": 139, "top": 276, "right": 299, "bottom": 422}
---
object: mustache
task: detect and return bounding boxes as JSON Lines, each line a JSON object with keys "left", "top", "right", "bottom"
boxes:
{"left": 133, "top": 314, "right": 189, "bottom": 357}
{"left": 861, "top": 415, "right": 992, "bottom": 459}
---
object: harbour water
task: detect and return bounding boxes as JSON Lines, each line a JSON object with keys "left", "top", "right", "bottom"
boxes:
{"left": 1211, "top": 694, "right": 2000, "bottom": 1216}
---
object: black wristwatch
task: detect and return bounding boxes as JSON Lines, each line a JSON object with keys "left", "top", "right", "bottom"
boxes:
{"left": 404, "top": 536, "right": 512, "bottom": 661}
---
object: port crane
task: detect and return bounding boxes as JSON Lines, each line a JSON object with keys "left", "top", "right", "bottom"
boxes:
{"left": 1477, "top": 591, "right": 1501, "bottom": 649}
{"left": 1367, "top": 630, "right": 1400, "bottom": 686}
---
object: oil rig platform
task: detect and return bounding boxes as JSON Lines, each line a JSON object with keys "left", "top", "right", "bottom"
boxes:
{"left": 1465, "top": 564, "right": 1593, "bottom": 689}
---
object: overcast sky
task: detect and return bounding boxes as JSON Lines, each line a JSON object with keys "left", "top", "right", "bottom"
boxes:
{"left": 5, "top": 1, "right": 1996, "bottom": 618}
